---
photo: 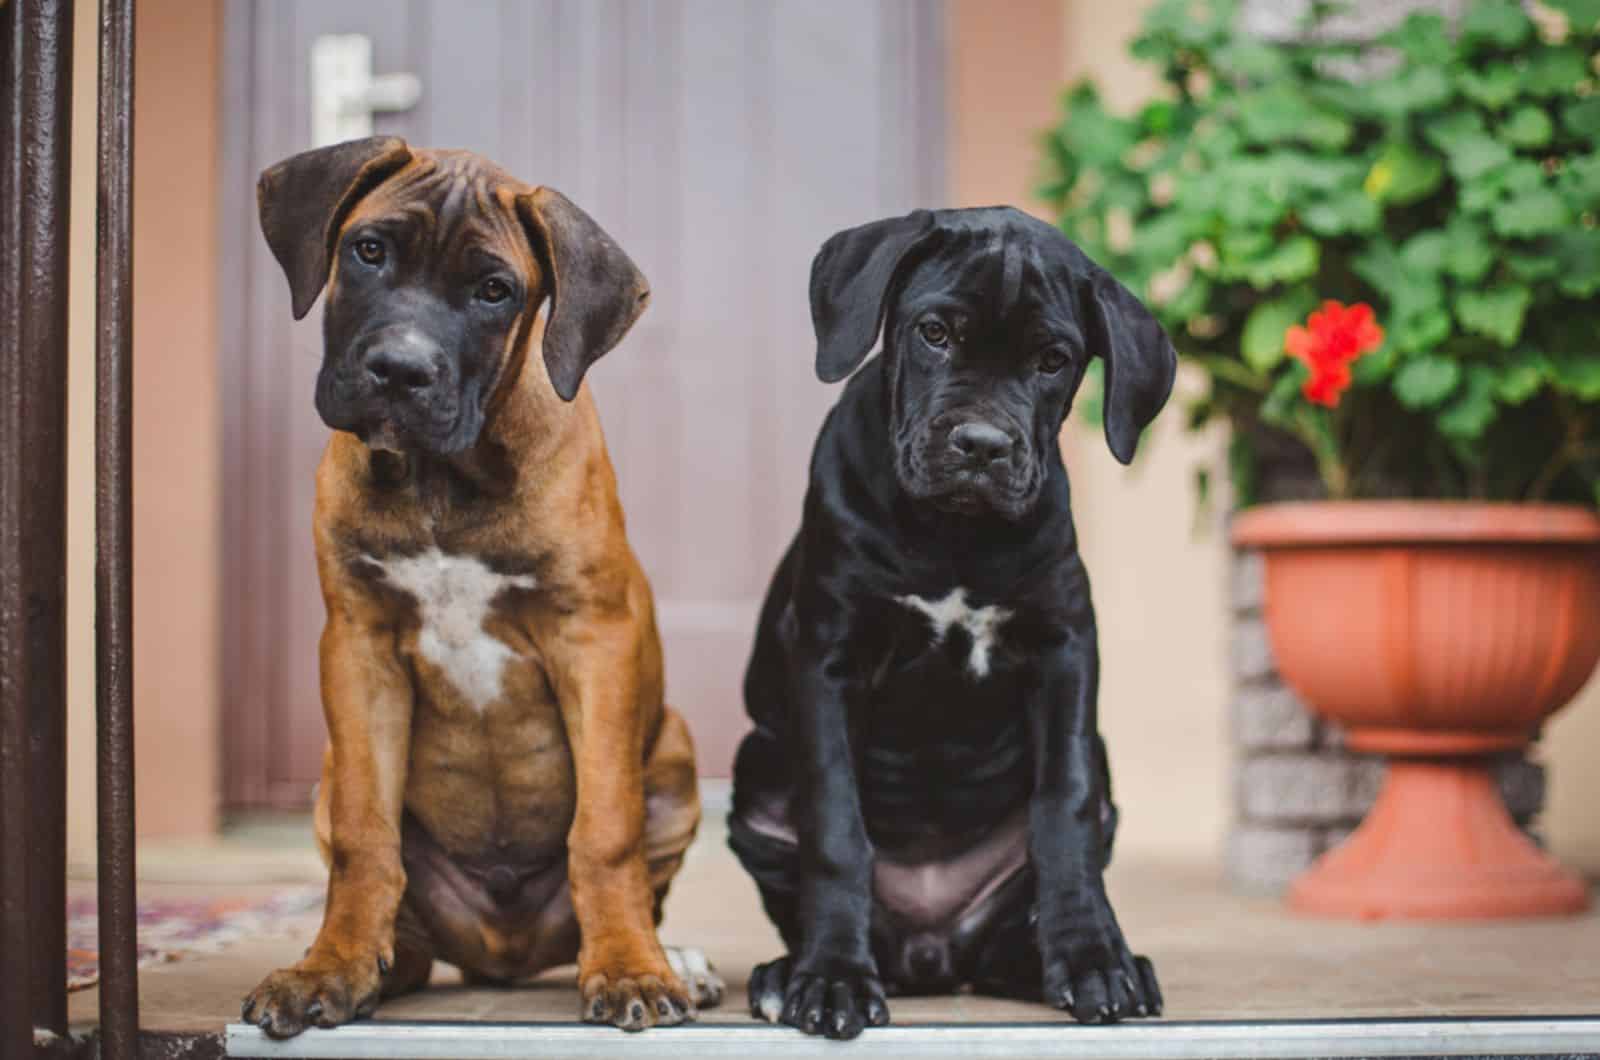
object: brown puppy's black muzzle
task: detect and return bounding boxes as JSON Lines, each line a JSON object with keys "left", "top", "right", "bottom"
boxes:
{"left": 316, "top": 325, "right": 467, "bottom": 453}
{"left": 363, "top": 332, "right": 445, "bottom": 398}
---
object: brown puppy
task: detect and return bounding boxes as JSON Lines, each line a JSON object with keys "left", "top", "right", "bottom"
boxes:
{"left": 239, "top": 137, "right": 721, "bottom": 1036}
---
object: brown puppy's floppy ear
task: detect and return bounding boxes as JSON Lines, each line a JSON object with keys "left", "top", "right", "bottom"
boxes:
{"left": 809, "top": 209, "right": 937, "bottom": 383}
{"left": 1082, "top": 264, "right": 1177, "bottom": 465}
{"left": 515, "top": 187, "right": 650, "bottom": 402}
{"left": 256, "top": 136, "right": 413, "bottom": 319}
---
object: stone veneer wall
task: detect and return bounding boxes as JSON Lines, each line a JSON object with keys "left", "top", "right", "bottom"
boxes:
{"left": 1225, "top": 549, "right": 1548, "bottom": 893}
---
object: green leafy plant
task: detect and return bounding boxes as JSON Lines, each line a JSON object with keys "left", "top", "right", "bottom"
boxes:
{"left": 1041, "top": 0, "right": 1600, "bottom": 505}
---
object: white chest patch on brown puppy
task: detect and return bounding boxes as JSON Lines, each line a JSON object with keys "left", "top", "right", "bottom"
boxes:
{"left": 367, "top": 548, "right": 536, "bottom": 712}
{"left": 894, "top": 587, "right": 1012, "bottom": 679}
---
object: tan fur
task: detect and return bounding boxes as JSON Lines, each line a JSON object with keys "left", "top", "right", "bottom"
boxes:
{"left": 243, "top": 150, "right": 708, "bottom": 1033}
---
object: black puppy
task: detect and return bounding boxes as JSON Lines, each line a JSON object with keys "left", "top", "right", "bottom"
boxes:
{"left": 729, "top": 207, "right": 1176, "bottom": 1039}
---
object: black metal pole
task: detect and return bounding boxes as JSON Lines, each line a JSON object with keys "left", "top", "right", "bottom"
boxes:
{"left": 96, "top": 0, "right": 138, "bottom": 1056}
{"left": 0, "top": 0, "right": 73, "bottom": 1050}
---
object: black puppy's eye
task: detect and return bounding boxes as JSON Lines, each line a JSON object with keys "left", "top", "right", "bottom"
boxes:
{"left": 477, "top": 278, "right": 512, "bottom": 304}
{"left": 918, "top": 320, "right": 950, "bottom": 349}
{"left": 1038, "top": 348, "right": 1071, "bottom": 376}
{"left": 353, "top": 238, "right": 386, "bottom": 266}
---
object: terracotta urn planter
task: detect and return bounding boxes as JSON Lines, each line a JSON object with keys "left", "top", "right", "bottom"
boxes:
{"left": 1232, "top": 501, "right": 1600, "bottom": 919}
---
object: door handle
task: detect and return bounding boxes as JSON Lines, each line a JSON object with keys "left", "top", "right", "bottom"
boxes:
{"left": 310, "top": 34, "right": 422, "bottom": 148}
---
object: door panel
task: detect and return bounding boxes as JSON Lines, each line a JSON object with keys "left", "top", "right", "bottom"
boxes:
{"left": 220, "top": 0, "right": 946, "bottom": 809}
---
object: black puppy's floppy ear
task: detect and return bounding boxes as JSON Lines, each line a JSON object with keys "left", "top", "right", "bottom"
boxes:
{"left": 810, "top": 210, "right": 937, "bottom": 382}
{"left": 1083, "top": 265, "right": 1177, "bottom": 464}
{"left": 257, "top": 136, "right": 414, "bottom": 319}
{"left": 516, "top": 187, "right": 650, "bottom": 402}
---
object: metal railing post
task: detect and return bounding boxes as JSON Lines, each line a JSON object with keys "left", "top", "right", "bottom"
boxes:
{"left": 95, "top": 0, "right": 138, "bottom": 1056}
{"left": 0, "top": 0, "right": 74, "bottom": 1050}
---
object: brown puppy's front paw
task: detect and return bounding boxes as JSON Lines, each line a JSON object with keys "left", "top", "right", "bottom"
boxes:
{"left": 580, "top": 961, "right": 695, "bottom": 1031}
{"left": 665, "top": 946, "right": 725, "bottom": 1008}
{"left": 241, "top": 955, "right": 386, "bottom": 1038}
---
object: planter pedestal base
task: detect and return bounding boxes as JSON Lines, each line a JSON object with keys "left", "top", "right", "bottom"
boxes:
{"left": 1290, "top": 758, "right": 1590, "bottom": 920}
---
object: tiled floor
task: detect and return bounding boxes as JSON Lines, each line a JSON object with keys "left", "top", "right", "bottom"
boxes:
{"left": 67, "top": 811, "right": 1600, "bottom": 1036}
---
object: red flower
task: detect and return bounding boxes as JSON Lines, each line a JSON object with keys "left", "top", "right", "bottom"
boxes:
{"left": 1283, "top": 300, "right": 1384, "bottom": 408}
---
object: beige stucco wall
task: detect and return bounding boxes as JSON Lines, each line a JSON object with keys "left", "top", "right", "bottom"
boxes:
{"left": 65, "top": 0, "right": 223, "bottom": 865}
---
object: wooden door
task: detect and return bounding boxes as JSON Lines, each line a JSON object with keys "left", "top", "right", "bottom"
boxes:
{"left": 220, "top": 0, "right": 947, "bottom": 809}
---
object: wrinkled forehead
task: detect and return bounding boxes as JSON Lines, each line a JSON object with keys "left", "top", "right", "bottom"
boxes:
{"left": 341, "top": 151, "right": 535, "bottom": 275}
{"left": 900, "top": 224, "right": 1079, "bottom": 338}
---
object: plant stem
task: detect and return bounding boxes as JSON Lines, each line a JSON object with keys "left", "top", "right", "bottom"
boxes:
{"left": 1526, "top": 407, "right": 1590, "bottom": 502}
{"left": 1192, "top": 355, "right": 1268, "bottom": 392}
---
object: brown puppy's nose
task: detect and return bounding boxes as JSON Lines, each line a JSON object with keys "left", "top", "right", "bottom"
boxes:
{"left": 365, "top": 344, "right": 439, "bottom": 393}
{"left": 949, "top": 421, "right": 1014, "bottom": 466}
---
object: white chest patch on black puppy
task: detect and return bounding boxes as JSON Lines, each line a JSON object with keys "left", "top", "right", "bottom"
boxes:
{"left": 367, "top": 548, "right": 536, "bottom": 712}
{"left": 894, "top": 587, "right": 1013, "bottom": 678}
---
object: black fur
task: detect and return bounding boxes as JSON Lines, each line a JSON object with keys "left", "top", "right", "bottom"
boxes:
{"left": 729, "top": 206, "right": 1175, "bottom": 1039}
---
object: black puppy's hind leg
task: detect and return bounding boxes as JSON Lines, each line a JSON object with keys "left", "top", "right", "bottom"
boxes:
{"left": 1097, "top": 734, "right": 1119, "bottom": 869}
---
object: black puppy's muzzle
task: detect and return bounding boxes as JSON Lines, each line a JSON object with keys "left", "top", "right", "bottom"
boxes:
{"left": 948, "top": 421, "right": 1018, "bottom": 470}
{"left": 903, "top": 413, "right": 1036, "bottom": 519}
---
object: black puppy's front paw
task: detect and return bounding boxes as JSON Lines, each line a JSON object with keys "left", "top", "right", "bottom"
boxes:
{"left": 748, "top": 955, "right": 890, "bottom": 1040}
{"left": 1041, "top": 934, "right": 1162, "bottom": 1024}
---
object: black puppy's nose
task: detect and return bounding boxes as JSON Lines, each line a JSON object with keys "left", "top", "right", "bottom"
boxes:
{"left": 364, "top": 345, "right": 439, "bottom": 393}
{"left": 949, "top": 421, "right": 1015, "bottom": 466}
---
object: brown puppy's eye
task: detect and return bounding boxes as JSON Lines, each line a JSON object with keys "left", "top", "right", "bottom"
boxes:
{"left": 1038, "top": 348, "right": 1070, "bottom": 375}
{"left": 918, "top": 320, "right": 949, "bottom": 349}
{"left": 477, "top": 278, "right": 512, "bottom": 304}
{"left": 354, "top": 239, "right": 385, "bottom": 266}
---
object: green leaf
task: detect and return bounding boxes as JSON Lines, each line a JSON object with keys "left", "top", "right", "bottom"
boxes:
{"left": 1241, "top": 289, "right": 1316, "bottom": 372}
{"left": 1524, "top": 48, "right": 1590, "bottom": 97}
{"left": 1214, "top": 40, "right": 1290, "bottom": 80}
{"left": 1496, "top": 357, "right": 1547, "bottom": 405}
{"left": 1458, "top": 66, "right": 1521, "bottom": 110}
{"left": 1500, "top": 106, "right": 1553, "bottom": 148}
{"left": 1563, "top": 98, "right": 1600, "bottom": 140}
{"left": 1379, "top": 12, "right": 1455, "bottom": 66}
{"left": 1437, "top": 366, "right": 1500, "bottom": 441}
{"left": 1054, "top": 83, "right": 1139, "bottom": 168}
{"left": 1130, "top": 212, "right": 1195, "bottom": 266}
{"left": 1560, "top": 151, "right": 1600, "bottom": 212}
{"left": 1546, "top": 352, "right": 1600, "bottom": 400}
{"left": 1353, "top": 240, "right": 1448, "bottom": 321}
{"left": 1235, "top": 235, "right": 1319, "bottom": 289}
{"left": 1552, "top": 230, "right": 1600, "bottom": 298}
{"left": 1370, "top": 66, "right": 1455, "bottom": 115}
{"left": 1394, "top": 355, "right": 1463, "bottom": 409}
{"left": 1446, "top": 132, "right": 1514, "bottom": 182}
{"left": 1165, "top": 274, "right": 1213, "bottom": 323}
{"left": 1507, "top": 250, "right": 1562, "bottom": 281}
{"left": 1493, "top": 186, "right": 1573, "bottom": 237}
{"left": 1300, "top": 190, "right": 1380, "bottom": 235}
{"left": 1460, "top": 2, "right": 1532, "bottom": 48}
{"left": 1442, "top": 216, "right": 1495, "bottom": 282}
{"left": 1365, "top": 141, "right": 1444, "bottom": 205}
{"left": 1423, "top": 109, "right": 1488, "bottom": 153}
{"left": 1400, "top": 231, "right": 1449, "bottom": 273}
{"left": 1394, "top": 306, "right": 1453, "bottom": 354}
{"left": 1353, "top": 339, "right": 1399, "bottom": 383}
{"left": 1456, "top": 285, "right": 1532, "bottom": 346}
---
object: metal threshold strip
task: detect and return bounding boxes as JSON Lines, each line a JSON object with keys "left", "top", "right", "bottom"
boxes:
{"left": 226, "top": 1016, "right": 1600, "bottom": 1060}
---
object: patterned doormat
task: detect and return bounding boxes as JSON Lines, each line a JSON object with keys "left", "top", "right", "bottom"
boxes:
{"left": 66, "top": 887, "right": 322, "bottom": 990}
